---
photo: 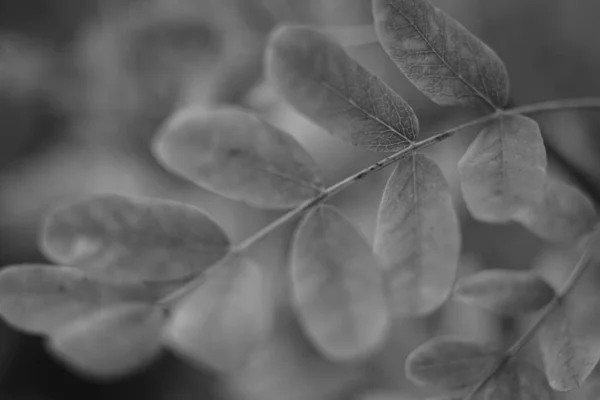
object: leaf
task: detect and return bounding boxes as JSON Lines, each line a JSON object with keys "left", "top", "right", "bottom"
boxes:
{"left": 538, "top": 301, "right": 600, "bottom": 391}
{"left": 374, "top": 154, "right": 461, "bottom": 315}
{"left": 405, "top": 336, "right": 501, "bottom": 390}
{"left": 514, "top": 175, "right": 598, "bottom": 243}
{"left": 154, "top": 107, "right": 325, "bottom": 209}
{"left": 454, "top": 269, "right": 555, "bottom": 315}
{"left": 48, "top": 303, "right": 165, "bottom": 379}
{"left": 164, "top": 255, "right": 269, "bottom": 372}
{"left": 266, "top": 25, "right": 419, "bottom": 152}
{"left": 41, "top": 194, "right": 230, "bottom": 281}
{"left": 458, "top": 115, "right": 547, "bottom": 223}
{"left": 290, "top": 205, "right": 389, "bottom": 361}
{"left": 373, "top": 0, "right": 509, "bottom": 110}
{"left": 481, "top": 361, "right": 553, "bottom": 400}
{"left": 0, "top": 265, "right": 157, "bottom": 335}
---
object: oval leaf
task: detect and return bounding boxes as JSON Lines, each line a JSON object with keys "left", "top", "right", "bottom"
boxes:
{"left": 374, "top": 154, "right": 461, "bottom": 315}
{"left": 482, "top": 361, "right": 553, "bottom": 400}
{"left": 266, "top": 25, "right": 419, "bottom": 152}
{"left": 41, "top": 194, "right": 230, "bottom": 281}
{"left": 458, "top": 114, "right": 547, "bottom": 223}
{"left": 373, "top": 0, "right": 509, "bottom": 110}
{"left": 0, "top": 265, "right": 157, "bottom": 334}
{"left": 165, "top": 255, "right": 269, "bottom": 372}
{"left": 48, "top": 303, "right": 165, "bottom": 379}
{"left": 154, "top": 107, "right": 325, "bottom": 209}
{"left": 405, "top": 336, "right": 501, "bottom": 390}
{"left": 290, "top": 205, "right": 389, "bottom": 361}
{"left": 454, "top": 269, "right": 555, "bottom": 315}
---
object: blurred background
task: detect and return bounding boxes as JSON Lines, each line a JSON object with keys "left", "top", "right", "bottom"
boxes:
{"left": 1, "top": 0, "right": 600, "bottom": 399}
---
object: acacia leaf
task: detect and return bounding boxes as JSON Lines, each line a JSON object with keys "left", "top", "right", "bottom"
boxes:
{"left": 165, "top": 255, "right": 269, "bottom": 372}
{"left": 48, "top": 303, "right": 165, "bottom": 379}
{"left": 481, "top": 361, "right": 553, "bottom": 400}
{"left": 374, "top": 154, "right": 460, "bottom": 315}
{"left": 41, "top": 194, "right": 230, "bottom": 281}
{"left": 458, "top": 115, "right": 547, "bottom": 223}
{"left": 0, "top": 265, "right": 158, "bottom": 335}
{"left": 373, "top": 0, "right": 509, "bottom": 110}
{"left": 266, "top": 25, "right": 419, "bottom": 152}
{"left": 290, "top": 205, "right": 389, "bottom": 361}
{"left": 405, "top": 336, "right": 501, "bottom": 390}
{"left": 454, "top": 269, "right": 555, "bottom": 315}
{"left": 154, "top": 107, "right": 325, "bottom": 209}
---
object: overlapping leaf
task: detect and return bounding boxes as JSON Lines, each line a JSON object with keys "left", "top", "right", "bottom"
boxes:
{"left": 266, "top": 25, "right": 419, "bottom": 152}
{"left": 41, "top": 194, "right": 230, "bottom": 281}
{"left": 154, "top": 107, "right": 325, "bottom": 209}
{"left": 481, "top": 361, "right": 553, "bottom": 400}
{"left": 458, "top": 115, "right": 547, "bottom": 223}
{"left": 454, "top": 269, "right": 555, "bottom": 315}
{"left": 374, "top": 154, "right": 460, "bottom": 315}
{"left": 373, "top": 0, "right": 509, "bottom": 110}
{"left": 290, "top": 205, "right": 389, "bottom": 361}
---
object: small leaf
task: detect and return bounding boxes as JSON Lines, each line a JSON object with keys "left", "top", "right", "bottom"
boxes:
{"left": 454, "top": 269, "right": 555, "bottom": 315}
{"left": 458, "top": 115, "right": 547, "bottom": 223}
{"left": 290, "top": 205, "right": 389, "bottom": 361}
{"left": 41, "top": 194, "right": 230, "bottom": 281}
{"left": 482, "top": 361, "right": 553, "bottom": 400}
{"left": 154, "top": 107, "right": 325, "bottom": 209}
{"left": 266, "top": 25, "right": 419, "bottom": 152}
{"left": 538, "top": 301, "right": 600, "bottom": 391}
{"left": 48, "top": 303, "right": 165, "bottom": 379}
{"left": 0, "top": 265, "right": 157, "bottom": 335}
{"left": 165, "top": 255, "right": 269, "bottom": 372}
{"left": 514, "top": 175, "right": 598, "bottom": 243}
{"left": 374, "top": 154, "right": 461, "bottom": 315}
{"left": 373, "top": 0, "right": 509, "bottom": 110}
{"left": 405, "top": 336, "right": 501, "bottom": 390}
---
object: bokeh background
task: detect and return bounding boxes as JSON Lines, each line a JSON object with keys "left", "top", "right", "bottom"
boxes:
{"left": 2, "top": 0, "right": 600, "bottom": 399}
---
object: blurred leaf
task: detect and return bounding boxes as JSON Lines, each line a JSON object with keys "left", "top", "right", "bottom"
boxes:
{"left": 481, "top": 361, "right": 553, "bottom": 400}
{"left": 41, "top": 194, "right": 230, "bottom": 281}
{"left": 458, "top": 115, "right": 547, "bottom": 223}
{"left": 165, "top": 255, "right": 269, "bottom": 372}
{"left": 514, "top": 175, "right": 598, "bottom": 243}
{"left": 405, "top": 336, "right": 501, "bottom": 390}
{"left": 0, "top": 265, "right": 157, "bottom": 335}
{"left": 266, "top": 25, "right": 419, "bottom": 152}
{"left": 48, "top": 303, "right": 165, "bottom": 379}
{"left": 454, "top": 269, "right": 555, "bottom": 315}
{"left": 374, "top": 154, "right": 460, "bottom": 316}
{"left": 154, "top": 107, "right": 324, "bottom": 209}
{"left": 373, "top": 0, "right": 509, "bottom": 110}
{"left": 290, "top": 205, "right": 389, "bottom": 361}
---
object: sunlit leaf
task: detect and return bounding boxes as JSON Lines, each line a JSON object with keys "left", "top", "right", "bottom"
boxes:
{"left": 266, "top": 25, "right": 419, "bottom": 152}
{"left": 154, "top": 107, "right": 325, "bottom": 209}
{"left": 538, "top": 301, "right": 600, "bottom": 391}
{"left": 514, "top": 175, "right": 598, "bottom": 243}
{"left": 458, "top": 115, "right": 547, "bottom": 223}
{"left": 290, "top": 205, "right": 389, "bottom": 361}
{"left": 41, "top": 194, "right": 230, "bottom": 281}
{"left": 405, "top": 336, "right": 501, "bottom": 390}
{"left": 373, "top": 0, "right": 509, "bottom": 110}
{"left": 165, "top": 255, "right": 269, "bottom": 372}
{"left": 374, "top": 154, "right": 460, "bottom": 315}
{"left": 481, "top": 361, "right": 553, "bottom": 400}
{"left": 48, "top": 303, "right": 165, "bottom": 379}
{"left": 454, "top": 269, "right": 555, "bottom": 315}
{"left": 0, "top": 265, "right": 157, "bottom": 334}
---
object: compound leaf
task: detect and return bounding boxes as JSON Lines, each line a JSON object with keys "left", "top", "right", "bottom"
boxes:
{"left": 154, "top": 107, "right": 325, "bottom": 209}
{"left": 41, "top": 194, "right": 230, "bottom": 282}
{"left": 458, "top": 115, "right": 547, "bottom": 223}
{"left": 266, "top": 25, "right": 419, "bottom": 152}
{"left": 48, "top": 303, "right": 165, "bottom": 379}
{"left": 165, "top": 255, "right": 269, "bottom": 372}
{"left": 454, "top": 269, "right": 555, "bottom": 315}
{"left": 481, "top": 361, "right": 553, "bottom": 400}
{"left": 291, "top": 205, "right": 389, "bottom": 361}
{"left": 374, "top": 154, "right": 460, "bottom": 316}
{"left": 373, "top": 0, "right": 509, "bottom": 110}
{"left": 405, "top": 336, "right": 501, "bottom": 390}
